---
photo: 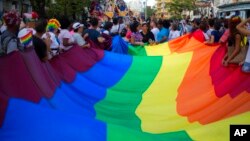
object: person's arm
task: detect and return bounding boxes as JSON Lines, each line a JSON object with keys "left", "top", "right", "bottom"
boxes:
{"left": 219, "top": 30, "right": 229, "bottom": 44}
{"left": 236, "top": 18, "right": 250, "bottom": 36}
{"left": 43, "top": 32, "right": 51, "bottom": 53}
{"left": 41, "top": 55, "right": 49, "bottom": 62}
{"left": 95, "top": 31, "right": 105, "bottom": 43}
{"left": 97, "top": 36, "right": 105, "bottom": 43}
{"left": 62, "top": 38, "right": 74, "bottom": 48}
{"left": 158, "top": 36, "right": 167, "bottom": 43}
{"left": 204, "top": 35, "right": 215, "bottom": 44}
{"left": 224, "top": 34, "right": 241, "bottom": 66}
{"left": 83, "top": 33, "right": 88, "bottom": 40}
{"left": 222, "top": 54, "right": 228, "bottom": 65}
{"left": 160, "top": 29, "right": 169, "bottom": 43}
{"left": 168, "top": 31, "right": 173, "bottom": 40}
{"left": 75, "top": 34, "right": 89, "bottom": 48}
{"left": 82, "top": 43, "right": 90, "bottom": 48}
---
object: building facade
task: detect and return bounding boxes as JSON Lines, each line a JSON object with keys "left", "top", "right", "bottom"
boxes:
{"left": 214, "top": 0, "right": 250, "bottom": 7}
{"left": 216, "top": 0, "right": 250, "bottom": 19}
{"left": 126, "top": 0, "right": 144, "bottom": 17}
{"left": 0, "top": 0, "right": 32, "bottom": 18}
{"left": 155, "top": 0, "right": 172, "bottom": 19}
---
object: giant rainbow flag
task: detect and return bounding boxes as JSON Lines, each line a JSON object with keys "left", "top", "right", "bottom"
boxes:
{"left": 0, "top": 34, "right": 250, "bottom": 141}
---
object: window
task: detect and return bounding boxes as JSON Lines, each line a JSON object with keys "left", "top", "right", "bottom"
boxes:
{"left": 247, "top": 10, "right": 250, "bottom": 18}
{"left": 193, "top": 9, "right": 199, "bottom": 16}
{"left": 11, "top": 1, "right": 17, "bottom": 10}
{"left": 22, "top": 4, "right": 29, "bottom": 13}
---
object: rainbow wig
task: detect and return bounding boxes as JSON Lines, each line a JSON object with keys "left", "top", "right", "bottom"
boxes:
{"left": 46, "top": 19, "right": 61, "bottom": 32}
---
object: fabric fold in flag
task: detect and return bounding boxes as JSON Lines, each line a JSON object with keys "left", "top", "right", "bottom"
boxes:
{"left": 0, "top": 33, "right": 250, "bottom": 141}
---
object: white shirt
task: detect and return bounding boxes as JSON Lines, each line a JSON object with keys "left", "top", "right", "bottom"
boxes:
{"left": 0, "top": 25, "right": 7, "bottom": 33}
{"left": 110, "top": 24, "right": 125, "bottom": 34}
{"left": 103, "top": 30, "right": 110, "bottom": 35}
{"left": 42, "top": 32, "right": 59, "bottom": 49}
{"left": 151, "top": 27, "right": 159, "bottom": 41}
{"left": 203, "top": 32, "right": 210, "bottom": 41}
{"left": 168, "top": 30, "right": 180, "bottom": 41}
{"left": 206, "top": 28, "right": 214, "bottom": 37}
{"left": 225, "top": 15, "right": 232, "bottom": 19}
{"left": 58, "top": 29, "right": 74, "bottom": 50}
{"left": 73, "top": 33, "right": 86, "bottom": 46}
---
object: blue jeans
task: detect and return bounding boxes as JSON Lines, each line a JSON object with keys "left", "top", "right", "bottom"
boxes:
{"left": 242, "top": 62, "right": 250, "bottom": 73}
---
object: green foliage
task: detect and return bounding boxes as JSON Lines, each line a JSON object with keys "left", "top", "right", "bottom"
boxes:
{"left": 30, "top": 0, "right": 92, "bottom": 19}
{"left": 46, "top": 0, "right": 87, "bottom": 19}
{"left": 30, "top": 0, "right": 46, "bottom": 18}
{"left": 167, "top": 0, "right": 196, "bottom": 19}
{"left": 145, "top": 6, "right": 156, "bottom": 19}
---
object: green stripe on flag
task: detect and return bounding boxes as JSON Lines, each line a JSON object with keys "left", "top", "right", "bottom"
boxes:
{"left": 108, "top": 124, "right": 192, "bottom": 141}
{"left": 128, "top": 45, "right": 147, "bottom": 56}
{"left": 95, "top": 56, "right": 192, "bottom": 140}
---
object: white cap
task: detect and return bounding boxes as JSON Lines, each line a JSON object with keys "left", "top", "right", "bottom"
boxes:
{"left": 72, "top": 22, "right": 84, "bottom": 30}
{"left": 18, "top": 28, "right": 35, "bottom": 47}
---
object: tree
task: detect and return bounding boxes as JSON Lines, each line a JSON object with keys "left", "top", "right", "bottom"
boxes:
{"left": 145, "top": 6, "right": 156, "bottom": 19}
{"left": 30, "top": 0, "right": 46, "bottom": 18}
{"left": 30, "top": 0, "right": 91, "bottom": 19}
{"left": 46, "top": 0, "right": 87, "bottom": 20}
{"left": 167, "top": 0, "right": 197, "bottom": 19}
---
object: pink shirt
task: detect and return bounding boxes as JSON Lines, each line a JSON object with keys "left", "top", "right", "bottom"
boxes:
{"left": 58, "top": 29, "right": 74, "bottom": 50}
{"left": 220, "top": 29, "right": 229, "bottom": 43}
{"left": 126, "top": 30, "right": 132, "bottom": 40}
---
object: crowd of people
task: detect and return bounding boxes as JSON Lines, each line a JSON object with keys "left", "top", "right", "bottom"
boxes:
{"left": 0, "top": 10, "right": 250, "bottom": 72}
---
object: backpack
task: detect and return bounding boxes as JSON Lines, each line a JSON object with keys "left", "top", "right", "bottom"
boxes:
{"left": 0, "top": 31, "right": 22, "bottom": 56}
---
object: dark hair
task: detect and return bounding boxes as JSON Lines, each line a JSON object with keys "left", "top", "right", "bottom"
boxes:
{"left": 214, "top": 22, "right": 221, "bottom": 31}
{"left": 151, "top": 20, "right": 157, "bottom": 25}
{"left": 223, "top": 19, "right": 229, "bottom": 29}
{"left": 74, "top": 29, "right": 78, "bottom": 33}
{"left": 208, "top": 19, "right": 214, "bottom": 27}
{"left": 193, "top": 18, "right": 201, "bottom": 26}
{"left": 113, "top": 17, "right": 118, "bottom": 25}
{"left": 199, "top": 21, "right": 207, "bottom": 32}
{"left": 163, "top": 20, "right": 170, "bottom": 28}
{"left": 104, "top": 22, "right": 113, "bottom": 30}
{"left": 90, "top": 17, "right": 99, "bottom": 27}
{"left": 171, "top": 23, "right": 178, "bottom": 31}
{"left": 157, "top": 19, "right": 163, "bottom": 26}
{"left": 130, "top": 21, "right": 140, "bottom": 33}
{"left": 229, "top": 16, "right": 241, "bottom": 39}
{"left": 59, "top": 16, "right": 71, "bottom": 29}
{"left": 35, "top": 19, "right": 47, "bottom": 33}
{"left": 118, "top": 17, "right": 123, "bottom": 24}
{"left": 120, "top": 28, "right": 127, "bottom": 37}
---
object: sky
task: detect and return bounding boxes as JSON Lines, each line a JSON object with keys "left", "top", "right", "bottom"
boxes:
{"left": 124, "top": 0, "right": 156, "bottom": 6}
